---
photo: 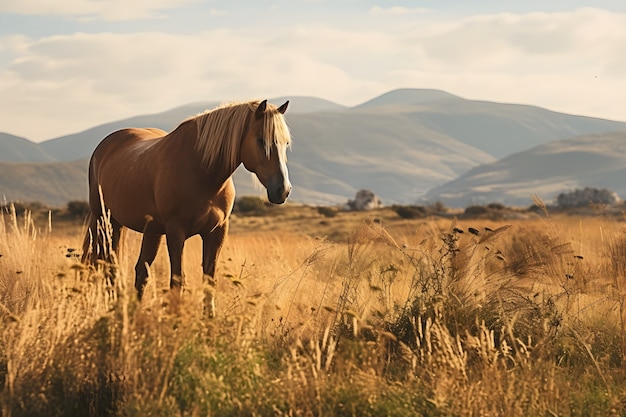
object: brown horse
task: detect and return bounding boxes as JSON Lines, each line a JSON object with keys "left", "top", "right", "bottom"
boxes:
{"left": 81, "top": 99, "right": 292, "bottom": 317}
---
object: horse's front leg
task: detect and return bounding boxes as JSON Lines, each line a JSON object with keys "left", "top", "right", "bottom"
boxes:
{"left": 201, "top": 222, "right": 228, "bottom": 318}
{"left": 165, "top": 226, "right": 186, "bottom": 293}
{"left": 134, "top": 233, "right": 163, "bottom": 299}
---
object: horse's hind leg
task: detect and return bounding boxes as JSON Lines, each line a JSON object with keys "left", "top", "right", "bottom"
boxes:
{"left": 201, "top": 222, "right": 228, "bottom": 318}
{"left": 111, "top": 218, "right": 122, "bottom": 256}
{"left": 81, "top": 211, "right": 99, "bottom": 265}
{"left": 81, "top": 212, "right": 121, "bottom": 265}
{"left": 134, "top": 233, "right": 163, "bottom": 300}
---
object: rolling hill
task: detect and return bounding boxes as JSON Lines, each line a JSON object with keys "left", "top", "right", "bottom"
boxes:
{"left": 0, "top": 132, "right": 57, "bottom": 163}
{"left": 422, "top": 131, "right": 626, "bottom": 207}
{"left": 1, "top": 89, "right": 626, "bottom": 207}
{"left": 0, "top": 159, "right": 87, "bottom": 206}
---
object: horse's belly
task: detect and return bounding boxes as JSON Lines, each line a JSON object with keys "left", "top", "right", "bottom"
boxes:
{"left": 98, "top": 176, "right": 164, "bottom": 233}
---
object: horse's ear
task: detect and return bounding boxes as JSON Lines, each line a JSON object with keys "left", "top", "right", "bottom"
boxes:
{"left": 255, "top": 99, "right": 268, "bottom": 119}
{"left": 277, "top": 100, "right": 289, "bottom": 114}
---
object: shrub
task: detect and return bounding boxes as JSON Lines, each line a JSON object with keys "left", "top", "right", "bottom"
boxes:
{"left": 556, "top": 187, "right": 621, "bottom": 208}
{"left": 66, "top": 200, "right": 90, "bottom": 218}
{"left": 317, "top": 206, "right": 338, "bottom": 218}
{"left": 391, "top": 205, "right": 427, "bottom": 219}
{"left": 463, "top": 205, "right": 489, "bottom": 216}
{"left": 233, "top": 196, "right": 268, "bottom": 215}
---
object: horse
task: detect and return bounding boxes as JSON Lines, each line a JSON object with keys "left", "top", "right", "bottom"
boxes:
{"left": 81, "top": 99, "right": 292, "bottom": 317}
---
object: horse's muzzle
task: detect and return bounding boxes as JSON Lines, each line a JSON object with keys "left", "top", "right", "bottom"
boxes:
{"left": 268, "top": 184, "right": 292, "bottom": 204}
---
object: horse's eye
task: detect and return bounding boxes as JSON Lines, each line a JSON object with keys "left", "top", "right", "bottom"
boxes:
{"left": 257, "top": 137, "right": 265, "bottom": 148}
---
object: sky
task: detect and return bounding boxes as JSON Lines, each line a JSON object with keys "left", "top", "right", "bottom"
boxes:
{"left": 1, "top": 1, "right": 626, "bottom": 142}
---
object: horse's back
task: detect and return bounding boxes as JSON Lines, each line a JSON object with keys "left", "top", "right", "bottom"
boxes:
{"left": 93, "top": 128, "right": 166, "bottom": 157}
{"left": 87, "top": 128, "right": 168, "bottom": 225}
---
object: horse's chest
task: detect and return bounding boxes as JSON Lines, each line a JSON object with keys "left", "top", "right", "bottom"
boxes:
{"left": 190, "top": 204, "right": 229, "bottom": 235}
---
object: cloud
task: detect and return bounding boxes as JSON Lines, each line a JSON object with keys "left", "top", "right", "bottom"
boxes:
{"left": 420, "top": 8, "right": 626, "bottom": 71}
{"left": 0, "top": 29, "right": 380, "bottom": 140}
{"left": 369, "top": 6, "right": 429, "bottom": 16}
{"left": 1, "top": 7, "right": 626, "bottom": 141}
{"left": 0, "top": 0, "right": 202, "bottom": 21}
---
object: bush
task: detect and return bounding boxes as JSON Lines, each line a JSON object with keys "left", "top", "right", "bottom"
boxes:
{"left": 430, "top": 201, "right": 447, "bottom": 214}
{"left": 317, "top": 206, "right": 338, "bottom": 218}
{"left": 391, "top": 205, "right": 427, "bottom": 219}
{"left": 66, "top": 201, "right": 91, "bottom": 218}
{"left": 1, "top": 201, "right": 48, "bottom": 213}
{"left": 233, "top": 196, "right": 269, "bottom": 215}
{"left": 556, "top": 187, "right": 621, "bottom": 208}
{"left": 463, "top": 205, "right": 489, "bottom": 216}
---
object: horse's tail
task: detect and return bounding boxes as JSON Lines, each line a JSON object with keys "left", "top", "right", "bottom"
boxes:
{"left": 81, "top": 209, "right": 99, "bottom": 265}
{"left": 81, "top": 206, "right": 123, "bottom": 267}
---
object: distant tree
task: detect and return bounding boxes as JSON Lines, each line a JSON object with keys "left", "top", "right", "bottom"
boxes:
{"left": 464, "top": 205, "right": 489, "bottom": 216}
{"left": 392, "top": 205, "right": 427, "bottom": 219}
{"left": 67, "top": 200, "right": 90, "bottom": 218}
{"left": 556, "top": 187, "right": 621, "bottom": 208}
{"left": 233, "top": 196, "right": 268, "bottom": 215}
{"left": 317, "top": 206, "right": 338, "bottom": 218}
{"left": 346, "top": 189, "right": 382, "bottom": 211}
{"left": 1, "top": 201, "right": 47, "bottom": 213}
{"left": 430, "top": 201, "right": 447, "bottom": 214}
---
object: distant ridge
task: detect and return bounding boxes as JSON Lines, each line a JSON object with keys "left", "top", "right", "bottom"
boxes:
{"left": 0, "top": 132, "right": 57, "bottom": 163}
{"left": 267, "top": 96, "right": 346, "bottom": 113}
{"left": 422, "top": 131, "right": 626, "bottom": 207}
{"left": 2, "top": 89, "right": 626, "bottom": 207}
{"left": 355, "top": 88, "right": 462, "bottom": 109}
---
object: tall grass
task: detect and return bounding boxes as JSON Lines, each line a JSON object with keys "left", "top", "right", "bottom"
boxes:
{"left": 1, "top": 205, "right": 626, "bottom": 416}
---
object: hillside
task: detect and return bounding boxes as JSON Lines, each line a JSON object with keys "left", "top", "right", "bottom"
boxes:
{"left": 422, "top": 131, "right": 626, "bottom": 207}
{"left": 349, "top": 95, "right": 626, "bottom": 158}
{"left": 2, "top": 89, "right": 626, "bottom": 207}
{"left": 0, "top": 159, "right": 88, "bottom": 206}
{"left": 0, "top": 132, "right": 57, "bottom": 163}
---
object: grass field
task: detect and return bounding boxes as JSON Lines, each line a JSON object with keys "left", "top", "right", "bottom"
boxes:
{"left": 1, "top": 201, "right": 626, "bottom": 416}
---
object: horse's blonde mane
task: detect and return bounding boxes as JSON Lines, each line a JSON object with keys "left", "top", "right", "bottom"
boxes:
{"left": 189, "top": 100, "right": 291, "bottom": 173}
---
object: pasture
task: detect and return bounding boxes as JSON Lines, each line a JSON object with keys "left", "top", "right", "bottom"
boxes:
{"left": 1, "top": 201, "right": 626, "bottom": 416}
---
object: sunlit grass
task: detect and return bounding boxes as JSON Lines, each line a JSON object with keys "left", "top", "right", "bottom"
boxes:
{"left": 1, "top": 203, "right": 626, "bottom": 416}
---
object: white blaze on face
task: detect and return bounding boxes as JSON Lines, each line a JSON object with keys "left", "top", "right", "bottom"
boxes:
{"left": 276, "top": 141, "right": 291, "bottom": 195}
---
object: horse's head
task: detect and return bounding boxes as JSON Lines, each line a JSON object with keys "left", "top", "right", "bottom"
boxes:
{"left": 241, "top": 100, "right": 292, "bottom": 204}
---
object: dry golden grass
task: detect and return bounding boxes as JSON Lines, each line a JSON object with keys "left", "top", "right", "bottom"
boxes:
{"left": 1, "top": 203, "right": 626, "bottom": 416}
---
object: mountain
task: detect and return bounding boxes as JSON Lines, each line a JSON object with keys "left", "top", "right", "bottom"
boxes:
{"left": 38, "top": 105, "right": 220, "bottom": 162}
{"left": 269, "top": 96, "right": 347, "bottom": 113}
{"left": 2, "top": 89, "right": 626, "bottom": 207}
{"left": 37, "top": 97, "right": 346, "bottom": 162}
{"left": 355, "top": 89, "right": 461, "bottom": 108}
{"left": 349, "top": 94, "right": 626, "bottom": 159}
{"left": 285, "top": 110, "right": 493, "bottom": 203}
{"left": 0, "top": 132, "right": 57, "bottom": 163}
{"left": 422, "top": 132, "right": 626, "bottom": 207}
{"left": 0, "top": 159, "right": 87, "bottom": 206}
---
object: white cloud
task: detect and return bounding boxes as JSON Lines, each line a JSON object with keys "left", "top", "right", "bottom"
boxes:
{"left": 0, "top": 29, "right": 379, "bottom": 140}
{"left": 369, "top": 6, "right": 429, "bottom": 16}
{"left": 0, "top": 0, "right": 202, "bottom": 21}
{"left": 1, "top": 7, "right": 626, "bottom": 141}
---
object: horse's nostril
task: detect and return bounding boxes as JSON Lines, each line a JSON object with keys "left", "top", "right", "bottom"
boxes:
{"left": 280, "top": 185, "right": 291, "bottom": 199}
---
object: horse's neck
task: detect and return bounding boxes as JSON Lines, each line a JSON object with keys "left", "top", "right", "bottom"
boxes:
{"left": 167, "top": 120, "right": 239, "bottom": 184}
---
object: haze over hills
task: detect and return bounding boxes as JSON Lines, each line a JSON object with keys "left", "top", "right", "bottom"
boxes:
{"left": 0, "top": 133, "right": 57, "bottom": 163}
{"left": 1, "top": 88, "right": 625, "bottom": 207}
{"left": 36, "top": 96, "right": 346, "bottom": 162}
{"left": 422, "top": 131, "right": 626, "bottom": 207}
